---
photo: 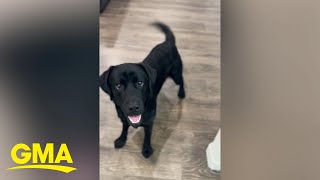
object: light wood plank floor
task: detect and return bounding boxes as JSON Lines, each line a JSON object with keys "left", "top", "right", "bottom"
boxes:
{"left": 100, "top": 0, "right": 220, "bottom": 179}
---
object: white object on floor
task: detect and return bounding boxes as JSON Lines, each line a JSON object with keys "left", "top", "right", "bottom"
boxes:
{"left": 206, "top": 129, "right": 221, "bottom": 172}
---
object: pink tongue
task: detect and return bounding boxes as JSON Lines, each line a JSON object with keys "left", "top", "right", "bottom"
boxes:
{"left": 128, "top": 115, "right": 141, "bottom": 123}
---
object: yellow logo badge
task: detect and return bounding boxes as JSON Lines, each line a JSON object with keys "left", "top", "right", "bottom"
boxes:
{"left": 7, "top": 143, "right": 76, "bottom": 173}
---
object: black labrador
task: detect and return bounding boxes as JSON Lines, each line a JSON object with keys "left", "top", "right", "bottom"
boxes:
{"left": 99, "top": 22, "right": 185, "bottom": 158}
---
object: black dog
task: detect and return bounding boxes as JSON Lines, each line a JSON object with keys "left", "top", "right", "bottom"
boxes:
{"left": 99, "top": 22, "right": 185, "bottom": 158}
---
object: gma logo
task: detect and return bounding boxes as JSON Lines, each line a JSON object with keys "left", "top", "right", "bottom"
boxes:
{"left": 7, "top": 143, "right": 76, "bottom": 173}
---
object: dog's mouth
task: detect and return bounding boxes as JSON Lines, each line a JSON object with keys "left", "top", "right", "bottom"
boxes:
{"left": 128, "top": 114, "right": 142, "bottom": 124}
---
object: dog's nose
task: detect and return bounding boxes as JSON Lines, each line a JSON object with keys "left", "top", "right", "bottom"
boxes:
{"left": 129, "top": 106, "right": 140, "bottom": 112}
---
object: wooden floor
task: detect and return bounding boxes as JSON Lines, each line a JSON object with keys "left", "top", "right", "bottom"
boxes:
{"left": 99, "top": 0, "right": 220, "bottom": 179}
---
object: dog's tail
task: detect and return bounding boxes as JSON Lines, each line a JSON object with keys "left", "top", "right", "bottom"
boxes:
{"left": 151, "top": 22, "right": 175, "bottom": 44}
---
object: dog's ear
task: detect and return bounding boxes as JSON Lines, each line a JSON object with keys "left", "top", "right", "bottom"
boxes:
{"left": 139, "top": 63, "right": 157, "bottom": 95}
{"left": 99, "top": 66, "right": 114, "bottom": 100}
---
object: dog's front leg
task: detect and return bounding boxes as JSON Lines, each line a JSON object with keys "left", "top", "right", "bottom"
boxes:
{"left": 142, "top": 123, "right": 154, "bottom": 158}
{"left": 114, "top": 121, "right": 129, "bottom": 148}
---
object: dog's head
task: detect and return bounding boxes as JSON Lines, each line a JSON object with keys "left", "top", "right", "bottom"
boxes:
{"left": 99, "top": 63, "right": 156, "bottom": 126}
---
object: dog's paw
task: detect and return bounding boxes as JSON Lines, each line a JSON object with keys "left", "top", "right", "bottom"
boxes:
{"left": 142, "top": 145, "right": 153, "bottom": 158}
{"left": 178, "top": 89, "right": 185, "bottom": 99}
{"left": 114, "top": 137, "right": 126, "bottom": 149}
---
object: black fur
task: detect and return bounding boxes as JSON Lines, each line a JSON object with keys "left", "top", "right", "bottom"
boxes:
{"left": 100, "top": 22, "right": 185, "bottom": 158}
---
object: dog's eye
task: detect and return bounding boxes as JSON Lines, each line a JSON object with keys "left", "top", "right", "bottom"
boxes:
{"left": 115, "top": 84, "right": 121, "bottom": 90}
{"left": 138, "top": 81, "right": 144, "bottom": 86}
